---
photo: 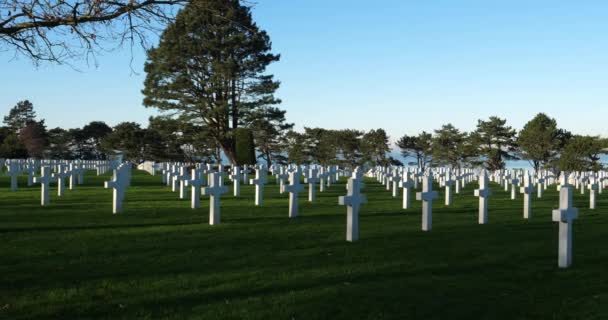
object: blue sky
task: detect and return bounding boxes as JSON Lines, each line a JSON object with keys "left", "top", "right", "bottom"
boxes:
{"left": 2, "top": 0, "right": 607, "bottom": 145}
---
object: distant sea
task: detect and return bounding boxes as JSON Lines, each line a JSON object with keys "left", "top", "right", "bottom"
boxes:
{"left": 217, "top": 152, "right": 608, "bottom": 169}
{"left": 389, "top": 153, "right": 608, "bottom": 170}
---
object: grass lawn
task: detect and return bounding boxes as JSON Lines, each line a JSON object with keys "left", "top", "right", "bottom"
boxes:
{"left": 1, "top": 170, "right": 607, "bottom": 319}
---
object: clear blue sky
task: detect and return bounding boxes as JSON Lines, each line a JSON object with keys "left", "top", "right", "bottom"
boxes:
{"left": 2, "top": 0, "right": 607, "bottom": 145}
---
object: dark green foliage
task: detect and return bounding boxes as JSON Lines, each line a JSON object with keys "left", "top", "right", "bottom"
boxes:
{"left": 3, "top": 100, "right": 36, "bottom": 133}
{"left": 145, "top": 116, "right": 186, "bottom": 162}
{"left": 304, "top": 127, "right": 340, "bottom": 166}
{"left": 0, "top": 126, "right": 9, "bottom": 145}
{"left": 396, "top": 131, "right": 433, "bottom": 170}
{"left": 360, "top": 129, "right": 390, "bottom": 166}
{"left": 0, "top": 133, "right": 28, "bottom": 158}
{"left": 82, "top": 121, "right": 113, "bottom": 159}
{"left": 69, "top": 128, "right": 94, "bottom": 159}
{"left": 518, "top": 113, "right": 564, "bottom": 172}
{"left": 1, "top": 171, "right": 607, "bottom": 319}
{"left": 471, "top": 116, "right": 518, "bottom": 170}
{"left": 334, "top": 129, "right": 364, "bottom": 168}
{"left": 431, "top": 124, "right": 468, "bottom": 168}
{"left": 558, "top": 135, "right": 606, "bottom": 172}
{"left": 101, "top": 122, "right": 145, "bottom": 161}
{"left": 142, "top": 0, "right": 281, "bottom": 164}
{"left": 285, "top": 130, "right": 309, "bottom": 165}
{"left": 18, "top": 120, "right": 48, "bottom": 158}
{"left": 283, "top": 128, "right": 364, "bottom": 168}
{"left": 47, "top": 127, "right": 74, "bottom": 159}
{"left": 235, "top": 128, "right": 256, "bottom": 166}
{"left": 247, "top": 107, "right": 293, "bottom": 166}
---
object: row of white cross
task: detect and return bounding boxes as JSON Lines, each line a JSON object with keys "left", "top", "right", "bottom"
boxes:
{"left": 1, "top": 159, "right": 123, "bottom": 209}
{"left": 153, "top": 162, "right": 349, "bottom": 225}
{"left": 3, "top": 158, "right": 596, "bottom": 269}
{"left": 2, "top": 159, "right": 118, "bottom": 193}
{"left": 368, "top": 166, "right": 587, "bottom": 269}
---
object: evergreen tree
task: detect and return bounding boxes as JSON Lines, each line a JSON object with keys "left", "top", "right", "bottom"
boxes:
{"left": 361, "top": 129, "right": 390, "bottom": 166}
{"left": 101, "top": 122, "right": 145, "bottom": 161}
{"left": 142, "top": 0, "right": 281, "bottom": 165}
{"left": 304, "top": 127, "right": 340, "bottom": 166}
{"left": 558, "top": 135, "right": 606, "bottom": 172}
{"left": 0, "top": 134, "right": 28, "bottom": 158}
{"left": 470, "top": 116, "right": 517, "bottom": 170}
{"left": 82, "top": 121, "right": 113, "bottom": 159}
{"left": 431, "top": 124, "right": 467, "bottom": 168}
{"left": 518, "top": 113, "right": 570, "bottom": 172}
{"left": 48, "top": 128, "right": 74, "bottom": 159}
{"left": 4, "top": 100, "right": 37, "bottom": 133}
{"left": 147, "top": 116, "right": 187, "bottom": 161}
{"left": 396, "top": 131, "right": 433, "bottom": 170}
{"left": 335, "top": 129, "right": 363, "bottom": 168}
{"left": 19, "top": 120, "right": 48, "bottom": 158}
{"left": 235, "top": 128, "right": 256, "bottom": 165}
{"left": 247, "top": 107, "right": 293, "bottom": 166}
{"left": 284, "top": 131, "right": 309, "bottom": 165}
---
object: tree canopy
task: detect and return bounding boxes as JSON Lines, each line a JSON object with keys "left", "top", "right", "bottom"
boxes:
{"left": 142, "top": 0, "right": 281, "bottom": 165}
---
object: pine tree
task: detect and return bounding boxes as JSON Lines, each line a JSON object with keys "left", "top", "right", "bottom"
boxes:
{"left": 470, "top": 116, "right": 517, "bottom": 170}
{"left": 4, "top": 100, "right": 37, "bottom": 133}
{"left": 142, "top": 0, "right": 281, "bottom": 165}
{"left": 361, "top": 129, "right": 390, "bottom": 166}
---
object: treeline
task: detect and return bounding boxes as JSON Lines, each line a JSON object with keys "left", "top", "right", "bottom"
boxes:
{"left": 0, "top": 100, "right": 394, "bottom": 167}
{"left": 397, "top": 114, "right": 607, "bottom": 173}
{"left": 1, "top": 100, "right": 606, "bottom": 172}
{"left": 0, "top": 100, "right": 221, "bottom": 162}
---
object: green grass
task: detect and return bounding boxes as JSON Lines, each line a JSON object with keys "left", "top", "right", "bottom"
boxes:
{"left": 1, "top": 170, "right": 607, "bottom": 319}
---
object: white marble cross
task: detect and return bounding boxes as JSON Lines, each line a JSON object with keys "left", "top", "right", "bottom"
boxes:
{"left": 444, "top": 171, "right": 455, "bottom": 206}
{"left": 174, "top": 166, "right": 190, "bottom": 199}
{"left": 390, "top": 174, "right": 401, "bottom": 198}
{"left": 104, "top": 165, "right": 129, "bottom": 214}
{"left": 52, "top": 165, "right": 70, "bottom": 197}
{"left": 186, "top": 169, "right": 205, "bottom": 209}
{"left": 68, "top": 163, "right": 77, "bottom": 190}
{"left": 6, "top": 161, "right": 20, "bottom": 191}
{"left": 170, "top": 165, "right": 179, "bottom": 191}
{"left": 579, "top": 176, "right": 587, "bottom": 195}
{"left": 202, "top": 172, "right": 229, "bottom": 225}
{"left": 520, "top": 173, "right": 534, "bottom": 219}
{"left": 474, "top": 171, "right": 491, "bottom": 224}
{"left": 588, "top": 176, "right": 598, "bottom": 209}
{"left": 399, "top": 174, "right": 414, "bottom": 210}
{"left": 241, "top": 165, "right": 250, "bottom": 185}
{"left": 416, "top": 173, "right": 438, "bottom": 231}
{"left": 454, "top": 171, "right": 462, "bottom": 194}
{"left": 165, "top": 165, "right": 174, "bottom": 187}
{"left": 229, "top": 166, "right": 241, "bottom": 197}
{"left": 250, "top": 166, "right": 267, "bottom": 206}
{"left": 503, "top": 173, "right": 510, "bottom": 191}
{"left": 276, "top": 167, "right": 288, "bottom": 194}
{"left": 26, "top": 163, "right": 36, "bottom": 187}
{"left": 319, "top": 167, "right": 328, "bottom": 192}
{"left": 33, "top": 166, "right": 54, "bottom": 206}
{"left": 285, "top": 170, "right": 304, "bottom": 218}
{"left": 536, "top": 175, "right": 545, "bottom": 198}
{"left": 304, "top": 168, "right": 319, "bottom": 202}
{"left": 510, "top": 176, "right": 519, "bottom": 200}
{"left": 384, "top": 171, "right": 393, "bottom": 191}
{"left": 217, "top": 164, "right": 226, "bottom": 187}
{"left": 327, "top": 166, "right": 336, "bottom": 187}
{"left": 552, "top": 184, "right": 579, "bottom": 268}
{"left": 339, "top": 177, "right": 367, "bottom": 242}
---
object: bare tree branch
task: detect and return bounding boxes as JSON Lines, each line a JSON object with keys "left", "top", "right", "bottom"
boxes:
{"left": 0, "top": 0, "right": 190, "bottom": 64}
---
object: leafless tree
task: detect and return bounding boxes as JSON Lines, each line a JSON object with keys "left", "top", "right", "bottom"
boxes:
{"left": 0, "top": 0, "right": 190, "bottom": 64}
